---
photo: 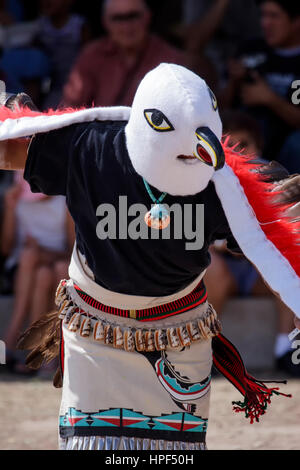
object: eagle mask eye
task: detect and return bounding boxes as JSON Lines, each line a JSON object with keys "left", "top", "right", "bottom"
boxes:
{"left": 144, "top": 109, "right": 174, "bottom": 132}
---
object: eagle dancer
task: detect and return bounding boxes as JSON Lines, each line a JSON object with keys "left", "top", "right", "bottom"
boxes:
{"left": 0, "top": 64, "right": 299, "bottom": 450}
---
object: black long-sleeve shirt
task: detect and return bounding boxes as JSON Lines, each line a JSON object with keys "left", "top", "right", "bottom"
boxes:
{"left": 25, "top": 120, "right": 239, "bottom": 296}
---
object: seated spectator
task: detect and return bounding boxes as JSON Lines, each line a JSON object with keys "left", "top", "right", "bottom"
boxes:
{"left": 63, "top": 0, "right": 185, "bottom": 107}
{"left": 0, "top": 0, "right": 20, "bottom": 24}
{"left": 0, "top": 47, "right": 50, "bottom": 103}
{"left": 36, "top": 0, "right": 90, "bottom": 109}
{"left": 220, "top": 0, "right": 300, "bottom": 172}
{"left": 2, "top": 172, "right": 74, "bottom": 373}
{"left": 0, "top": 0, "right": 50, "bottom": 105}
{"left": 181, "top": 0, "right": 261, "bottom": 87}
{"left": 204, "top": 110, "right": 298, "bottom": 376}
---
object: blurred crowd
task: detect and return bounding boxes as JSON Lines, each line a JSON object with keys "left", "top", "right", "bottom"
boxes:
{"left": 0, "top": 0, "right": 299, "bottom": 376}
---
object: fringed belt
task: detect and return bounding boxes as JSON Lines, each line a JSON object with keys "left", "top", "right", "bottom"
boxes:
{"left": 55, "top": 279, "right": 221, "bottom": 353}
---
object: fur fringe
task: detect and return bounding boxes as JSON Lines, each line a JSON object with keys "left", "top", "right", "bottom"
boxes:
{"left": 0, "top": 104, "right": 131, "bottom": 141}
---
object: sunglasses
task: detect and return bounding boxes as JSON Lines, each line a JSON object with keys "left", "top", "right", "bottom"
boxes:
{"left": 109, "top": 11, "right": 144, "bottom": 22}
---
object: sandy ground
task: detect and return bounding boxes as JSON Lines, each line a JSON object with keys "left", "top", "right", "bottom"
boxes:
{"left": 0, "top": 373, "right": 299, "bottom": 450}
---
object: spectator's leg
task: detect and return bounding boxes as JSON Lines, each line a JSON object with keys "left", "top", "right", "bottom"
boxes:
{"left": 251, "top": 276, "right": 269, "bottom": 295}
{"left": 4, "top": 245, "right": 40, "bottom": 350}
{"left": 252, "top": 276, "right": 299, "bottom": 374}
{"left": 53, "top": 260, "right": 69, "bottom": 290}
{"left": 277, "top": 131, "right": 300, "bottom": 174}
{"left": 12, "top": 264, "right": 54, "bottom": 375}
{"left": 276, "top": 299, "right": 295, "bottom": 335}
{"left": 30, "top": 260, "right": 68, "bottom": 377}
{"left": 274, "top": 298, "right": 295, "bottom": 362}
{"left": 29, "top": 265, "right": 54, "bottom": 324}
{"left": 252, "top": 276, "right": 295, "bottom": 336}
{"left": 204, "top": 250, "right": 237, "bottom": 314}
{"left": 28, "top": 257, "right": 69, "bottom": 325}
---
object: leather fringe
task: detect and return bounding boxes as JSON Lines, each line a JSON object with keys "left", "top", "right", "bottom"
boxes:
{"left": 56, "top": 280, "right": 221, "bottom": 353}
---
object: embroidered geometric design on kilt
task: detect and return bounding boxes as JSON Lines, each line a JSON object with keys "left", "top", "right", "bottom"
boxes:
{"left": 60, "top": 407, "right": 207, "bottom": 442}
{"left": 144, "top": 350, "right": 211, "bottom": 401}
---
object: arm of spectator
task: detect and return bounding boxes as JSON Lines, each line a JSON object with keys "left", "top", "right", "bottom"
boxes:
{"left": 218, "top": 59, "right": 247, "bottom": 108}
{"left": 0, "top": 92, "right": 37, "bottom": 171}
{"left": 267, "top": 92, "right": 300, "bottom": 129}
{"left": 185, "top": 0, "right": 230, "bottom": 53}
{"left": 241, "top": 72, "right": 300, "bottom": 129}
{"left": 0, "top": 182, "right": 22, "bottom": 256}
{"left": 271, "top": 174, "right": 300, "bottom": 219}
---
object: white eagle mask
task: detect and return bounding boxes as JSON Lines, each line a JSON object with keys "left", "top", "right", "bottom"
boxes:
{"left": 125, "top": 63, "right": 224, "bottom": 196}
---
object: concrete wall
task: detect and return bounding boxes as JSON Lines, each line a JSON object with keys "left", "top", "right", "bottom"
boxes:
{"left": 221, "top": 297, "right": 277, "bottom": 369}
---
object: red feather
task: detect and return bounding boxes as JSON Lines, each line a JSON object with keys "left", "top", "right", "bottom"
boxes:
{"left": 0, "top": 105, "right": 85, "bottom": 122}
{"left": 222, "top": 136, "right": 300, "bottom": 277}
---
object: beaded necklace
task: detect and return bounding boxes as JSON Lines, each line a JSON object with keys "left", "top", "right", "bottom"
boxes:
{"left": 143, "top": 178, "right": 170, "bottom": 229}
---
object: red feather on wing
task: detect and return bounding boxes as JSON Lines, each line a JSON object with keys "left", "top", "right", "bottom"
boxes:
{"left": 223, "top": 137, "right": 300, "bottom": 277}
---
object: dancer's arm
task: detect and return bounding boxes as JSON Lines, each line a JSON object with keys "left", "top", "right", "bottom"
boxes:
{"left": 0, "top": 137, "right": 30, "bottom": 170}
{"left": 0, "top": 92, "right": 38, "bottom": 170}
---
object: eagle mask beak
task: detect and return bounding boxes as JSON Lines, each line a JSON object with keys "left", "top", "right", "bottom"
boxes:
{"left": 194, "top": 127, "right": 225, "bottom": 171}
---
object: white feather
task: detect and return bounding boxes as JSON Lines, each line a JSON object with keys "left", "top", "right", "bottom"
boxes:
{"left": 213, "top": 164, "right": 300, "bottom": 318}
{"left": 0, "top": 106, "right": 131, "bottom": 141}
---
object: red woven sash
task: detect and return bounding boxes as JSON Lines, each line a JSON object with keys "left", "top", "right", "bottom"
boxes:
{"left": 73, "top": 281, "right": 207, "bottom": 321}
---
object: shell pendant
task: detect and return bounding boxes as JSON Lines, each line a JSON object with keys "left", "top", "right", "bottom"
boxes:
{"left": 144, "top": 203, "right": 170, "bottom": 230}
